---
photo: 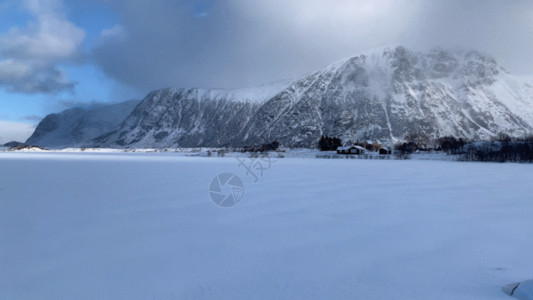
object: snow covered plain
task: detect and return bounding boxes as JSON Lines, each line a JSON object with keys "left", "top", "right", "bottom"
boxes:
{"left": 1, "top": 152, "right": 533, "bottom": 299}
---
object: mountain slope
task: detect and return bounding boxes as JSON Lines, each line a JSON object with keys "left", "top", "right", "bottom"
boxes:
{"left": 96, "top": 46, "right": 533, "bottom": 148}
{"left": 233, "top": 47, "right": 533, "bottom": 147}
{"left": 92, "top": 83, "right": 290, "bottom": 148}
{"left": 92, "top": 89, "right": 262, "bottom": 147}
{"left": 26, "top": 100, "right": 140, "bottom": 148}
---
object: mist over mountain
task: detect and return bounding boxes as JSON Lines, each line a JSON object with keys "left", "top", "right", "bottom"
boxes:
{"left": 26, "top": 100, "right": 140, "bottom": 148}
{"left": 28, "top": 46, "right": 533, "bottom": 149}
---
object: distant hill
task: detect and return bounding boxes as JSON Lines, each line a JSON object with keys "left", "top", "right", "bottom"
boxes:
{"left": 26, "top": 100, "right": 140, "bottom": 148}
{"left": 2, "top": 141, "right": 26, "bottom": 148}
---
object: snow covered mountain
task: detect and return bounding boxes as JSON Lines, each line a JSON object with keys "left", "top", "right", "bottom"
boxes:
{"left": 26, "top": 100, "right": 140, "bottom": 148}
{"left": 228, "top": 47, "right": 533, "bottom": 147}
{"left": 91, "top": 89, "right": 261, "bottom": 147}
{"left": 94, "top": 46, "right": 533, "bottom": 148}
{"left": 30, "top": 46, "right": 533, "bottom": 148}
{"left": 90, "top": 84, "right": 290, "bottom": 147}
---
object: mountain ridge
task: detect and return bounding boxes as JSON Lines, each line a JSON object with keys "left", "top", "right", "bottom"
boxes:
{"left": 26, "top": 99, "right": 140, "bottom": 148}
{"left": 28, "top": 46, "right": 533, "bottom": 148}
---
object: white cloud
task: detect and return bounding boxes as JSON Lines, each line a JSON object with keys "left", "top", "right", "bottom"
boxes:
{"left": 101, "top": 25, "right": 126, "bottom": 40}
{"left": 0, "top": 60, "right": 30, "bottom": 80}
{"left": 97, "top": 24, "right": 127, "bottom": 45}
{"left": 0, "top": 121, "right": 35, "bottom": 144}
{"left": 0, "top": 0, "right": 85, "bottom": 94}
{"left": 24, "top": 0, "right": 63, "bottom": 15}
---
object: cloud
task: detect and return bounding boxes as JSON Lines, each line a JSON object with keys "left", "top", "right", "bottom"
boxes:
{"left": 91, "top": 0, "right": 533, "bottom": 93}
{"left": 0, "top": 0, "right": 85, "bottom": 94}
{"left": 98, "top": 24, "right": 127, "bottom": 43}
{"left": 407, "top": 0, "right": 533, "bottom": 73}
{"left": 92, "top": 0, "right": 418, "bottom": 91}
{"left": 57, "top": 99, "right": 107, "bottom": 109}
{"left": 0, "top": 120, "right": 35, "bottom": 144}
{"left": 21, "top": 114, "right": 43, "bottom": 122}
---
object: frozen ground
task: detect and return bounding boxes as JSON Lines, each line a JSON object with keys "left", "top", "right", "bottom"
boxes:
{"left": 1, "top": 152, "right": 532, "bottom": 299}
{"left": 0, "top": 146, "right": 455, "bottom": 161}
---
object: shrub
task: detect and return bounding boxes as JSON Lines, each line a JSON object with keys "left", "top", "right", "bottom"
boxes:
{"left": 318, "top": 136, "right": 342, "bottom": 151}
{"left": 242, "top": 141, "right": 280, "bottom": 153}
{"left": 437, "top": 136, "right": 466, "bottom": 154}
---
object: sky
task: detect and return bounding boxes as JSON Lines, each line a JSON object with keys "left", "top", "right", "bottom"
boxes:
{"left": 1, "top": 0, "right": 532, "bottom": 143}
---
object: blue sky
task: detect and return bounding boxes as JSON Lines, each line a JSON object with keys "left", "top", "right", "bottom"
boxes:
{"left": 0, "top": 1, "right": 121, "bottom": 118}
{"left": 0, "top": 0, "right": 216, "bottom": 136}
{"left": 1, "top": 0, "right": 532, "bottom": 143}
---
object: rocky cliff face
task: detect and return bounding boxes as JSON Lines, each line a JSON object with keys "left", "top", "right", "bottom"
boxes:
{"left": 228, "top": 47, "right": 533, "bottom": 147}
{"left": 32, "top": 46, "right": 533, "bottom": 148}
{"left": 92, "top": 89, "right": 261, "bottom": 147}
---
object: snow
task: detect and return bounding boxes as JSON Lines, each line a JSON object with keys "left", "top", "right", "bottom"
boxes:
{"left": 491, "top": 74, "right": 533, "bottom": 127}
{"left": 187, "top": 80, "right": 292, "bottom": 104}
{"left": 1, "top": 153, "right": 533, "bottom": 299}
{"left": 225, "top": 80, "right": 293, "bottom": 103}
{"left": 505, "top": 280, "right": 533, "bottom": 299}
{"left": 30, "top": 47, "right": 533, "bottom": 149}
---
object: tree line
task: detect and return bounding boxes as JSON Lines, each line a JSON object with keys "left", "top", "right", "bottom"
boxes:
{"left": 394, "top": 134, "right": 533, "bottom": 162}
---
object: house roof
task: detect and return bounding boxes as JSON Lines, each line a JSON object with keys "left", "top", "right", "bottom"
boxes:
{"left": 337, "top": 145, "right": 366, "bottom": 151}
{"left": 337, "top": 146, "right": 352, "bottom": 151}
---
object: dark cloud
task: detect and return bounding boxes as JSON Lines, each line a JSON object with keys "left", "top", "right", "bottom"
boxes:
{"left": 0, "top": 67, "right": 77, "bottom": 94}
{"left": 92, "top": 0, "right": 533, "bottom": 93}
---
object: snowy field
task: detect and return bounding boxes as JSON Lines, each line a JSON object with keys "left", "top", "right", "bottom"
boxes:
{"left": 1, "top": 152, "right": 533, "bottom": 299}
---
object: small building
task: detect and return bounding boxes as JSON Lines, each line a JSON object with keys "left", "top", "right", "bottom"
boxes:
{"left": 337, "top": 145, "right": 366, "bottom": 155}
{"left": 364, "top": 140, "right": 383, "bottom": 152}
{"left": 379, "top": 147, "right": 392, "bottom": 155}
{"left": 336, "top": 146, "right": 350, "bottom": 154}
